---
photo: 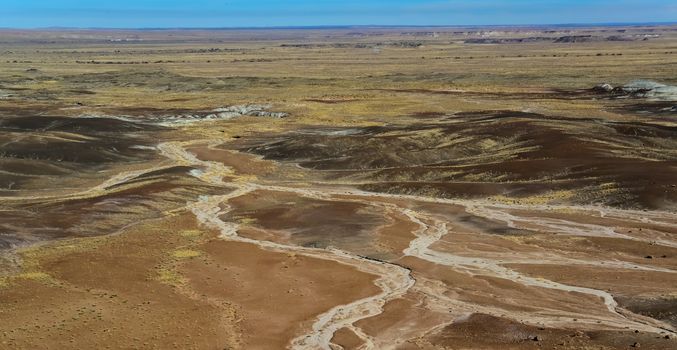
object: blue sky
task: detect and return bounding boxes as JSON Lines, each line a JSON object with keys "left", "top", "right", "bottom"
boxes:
{"left": 1, "top": 0, "right": 675, "bottom": 28}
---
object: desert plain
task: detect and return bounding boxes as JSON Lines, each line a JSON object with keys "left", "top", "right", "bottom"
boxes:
{"left": 0, "top": 25, "right": 677, "bottom": 349}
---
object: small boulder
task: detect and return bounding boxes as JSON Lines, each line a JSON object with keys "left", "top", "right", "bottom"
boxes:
{"left": 593, "top": 83, "right": 614, "bottom": 93}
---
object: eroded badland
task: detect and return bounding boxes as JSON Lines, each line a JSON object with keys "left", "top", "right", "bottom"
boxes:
{"left": 1, "top": 26, "right": 677, "bottom": 349}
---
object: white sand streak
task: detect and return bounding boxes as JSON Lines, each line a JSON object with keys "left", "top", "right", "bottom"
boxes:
{"left": 399, "top": 207, "right": 674, "bottom": 334}
{"left": 158, "top": 141, "right": 415, "bottom": 350}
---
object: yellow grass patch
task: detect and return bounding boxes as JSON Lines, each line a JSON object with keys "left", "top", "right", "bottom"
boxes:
{"left": 172, "top": 249, "right": 202, "bottom": 259}
{"left": 18, "top": 271, "right": 52, "bottom": 281}
{"left": 237, "top": 217, "right": 257, "bottom": 225}
{"left": 490, "top": 189, "right": 576, "bottom": 205}
{"left": 179, "top": 230, "right": 203, "bottom": 238}
{"left": 599, "top": 182, "right": 620, "bottom": 195}
{"left": 155, "top": 268, "right": 185, "bottom": 286}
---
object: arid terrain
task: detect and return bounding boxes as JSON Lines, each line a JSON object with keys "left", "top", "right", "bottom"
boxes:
{"left": 1, "top": 25, "right": 677, "bottom": 349}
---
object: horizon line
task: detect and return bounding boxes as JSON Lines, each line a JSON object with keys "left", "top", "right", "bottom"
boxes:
{"left": 1, "top": 21, "right": 676, "bottom": 31}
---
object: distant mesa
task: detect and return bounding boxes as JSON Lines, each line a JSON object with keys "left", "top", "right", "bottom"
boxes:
{"left": 554, "top": 35, "right": 595, "bottom": 43}
{"left": 464, "top": 34, "right": 657, "bottom": 44}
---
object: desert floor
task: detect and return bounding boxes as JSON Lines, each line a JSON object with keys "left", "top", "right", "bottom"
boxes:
{"left": 1, "top": 25, "right": 676, "bottom": 349}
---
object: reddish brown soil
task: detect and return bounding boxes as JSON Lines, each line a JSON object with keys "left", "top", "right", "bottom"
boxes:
{"left": 181, "top": 240, "right": 380, "bottom": 349}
